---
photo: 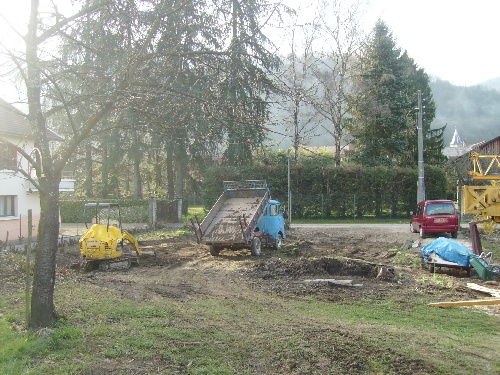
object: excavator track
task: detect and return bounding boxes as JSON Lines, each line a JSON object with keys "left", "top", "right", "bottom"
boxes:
{"left": 98, "top": 257, "right": 131, "bottom": 271}
{"left": 81, "top": 253, "right": 139, "bottom": 272}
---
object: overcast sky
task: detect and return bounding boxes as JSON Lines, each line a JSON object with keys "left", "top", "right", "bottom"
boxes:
{"left": 369, "top": 0, "right": 500, "bottom": 86}
{"left": 1, "top": 0, "right": 498, "bottom": 102}
{"left": 279, "top": 0, "right": 500, "bottom": 86}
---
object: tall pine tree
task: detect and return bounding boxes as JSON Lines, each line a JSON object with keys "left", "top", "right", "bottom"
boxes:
{"left": 351, "top": 20, "right": 445, "bottom": 167}
{"left": 351, "top": 20, "right": 409, "bottom": 167}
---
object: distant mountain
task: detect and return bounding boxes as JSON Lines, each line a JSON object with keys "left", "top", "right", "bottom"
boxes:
{"left": 480, "top": 77, "right": 500, "bottom": 91}
{"left": 265, "top": 77, "right": 500, "bottom": 151}
{"left": 430, "top": 79, "right": 500, "bottom": 146}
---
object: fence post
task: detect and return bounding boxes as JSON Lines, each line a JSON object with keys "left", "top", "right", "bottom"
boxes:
{"left": 149, "top": 196, "right": 157, "bottom": 229}
{"left": 321, "top": 194, "right": 324, "bottom": 219}
{"left": 25, "top": 209, "right": 32, "bottom": 327}
{"left": 353, "top": 194, "right": 356, "bottom": 221}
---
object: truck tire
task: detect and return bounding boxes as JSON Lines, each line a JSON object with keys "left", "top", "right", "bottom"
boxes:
{"left": 274, "top": 234, "right": 283, "bottom": 250}
{"left": 251, "top": 237, "right": 261, "bottom": 256}
{"left": 209, "top": 245, "right": 221, "bottom": 256}
{"left": 451, "top": 231, "right": 458, "bottom": 239}
{"left": 420, "top": 228, "right": 426, "bottom": 239}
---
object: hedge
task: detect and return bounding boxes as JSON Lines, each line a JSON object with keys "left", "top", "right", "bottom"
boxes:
{"left": 60, "top": 199, "right": 149, "bottom": 223}
{"left": 201, "top": 162, "right": 450, "bottom": 220}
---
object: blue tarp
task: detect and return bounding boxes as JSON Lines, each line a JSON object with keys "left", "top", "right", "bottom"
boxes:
{"left": 421, "top": 237, "right": 474, "bottom": 267}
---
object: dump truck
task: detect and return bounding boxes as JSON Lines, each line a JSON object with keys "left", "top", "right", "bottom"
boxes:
{"left": 79, "top": 203, "right": 142, "bottom": 271}
{"left": 191, "top": 180, "right": 285, "bottom": 256}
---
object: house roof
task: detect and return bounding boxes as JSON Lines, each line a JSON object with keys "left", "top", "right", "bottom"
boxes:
{"left": 0, "top": 98, "right": 64, "bottom": 141}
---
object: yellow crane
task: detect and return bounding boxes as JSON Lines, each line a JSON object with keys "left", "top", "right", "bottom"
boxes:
{"left": 462, "top": 151, "right": 500, "bottom": 223}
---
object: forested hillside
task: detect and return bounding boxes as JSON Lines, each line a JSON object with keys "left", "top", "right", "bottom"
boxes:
{"left": 269, "top": 78, "right": 500, "bottom": 149}
{"left": 427, "top": 79, "right": 499, "bottom": 145}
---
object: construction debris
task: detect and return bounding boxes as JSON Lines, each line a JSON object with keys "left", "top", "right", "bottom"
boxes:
{"left": 376, "top": 266, "right": 395, "bottom": 280}
{"left": 302, "top": 279, "right": 362, "bottom": 287}
{"left": 466, "top": 282, "right": 500, "bottom": 298}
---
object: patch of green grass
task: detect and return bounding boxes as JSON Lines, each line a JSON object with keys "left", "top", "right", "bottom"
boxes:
{"left": 393, "top": 249, "right": 420, "bottom": 265}
{"left": 1, "top": 246, "right": 499, "bottom": 374}
{"left": 138, "top": 228, "right": 192, "bottom": 240}
{"left": 482, "top": 236, "right": 500, "bottom": 261}
{"left": 184, "top": 206, "right": 207, "bottom": 222}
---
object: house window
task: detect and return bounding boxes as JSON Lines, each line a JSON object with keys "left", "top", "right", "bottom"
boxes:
{"left": 0, "top": 195, "right": 16, "bottom": 217}
{"left": 0, "top": 143, "right": 17, "bottom": 170}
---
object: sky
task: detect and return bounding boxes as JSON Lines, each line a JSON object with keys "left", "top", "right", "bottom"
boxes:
{"left": 1, "top": 0, "right": 499, "bottom": 102}
{"left": 279, "top": 0, "right": 500, "bottom": 87}
{"left": 367, "top": 0, "right": 500, "bottom": 86}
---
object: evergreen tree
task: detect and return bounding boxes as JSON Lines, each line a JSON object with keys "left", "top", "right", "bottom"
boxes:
{"left": 351, "top": 20, "right": 410, "bottom": 167}
{"left": 351, "top": 20, "right": 445, "bottom": 167}
{"left": 217, "top": 0, "right": 282, "bottom": 166}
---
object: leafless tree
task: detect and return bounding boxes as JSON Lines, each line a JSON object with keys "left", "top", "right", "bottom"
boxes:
{"left": 308, "top": 0, "right": 367, "bottom": 166}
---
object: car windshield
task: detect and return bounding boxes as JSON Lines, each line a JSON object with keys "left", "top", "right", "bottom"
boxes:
{"left": 425, "top": 203, "right": 455, "bottom": 215}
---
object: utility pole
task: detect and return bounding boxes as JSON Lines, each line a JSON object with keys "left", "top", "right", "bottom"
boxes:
{"left": 417, "top": 90, "right": 426, "bottom": 203}
{"left": 287, "top": 149, "right": 292, "bottom": 224}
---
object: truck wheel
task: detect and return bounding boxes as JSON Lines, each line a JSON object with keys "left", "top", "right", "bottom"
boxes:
{"left": 209, "top": 246, "right": 221, "bottom": 256}
{"left": 274, "top": 234, "right": 283, "bottom": 250}
{"left": 420, "top": 228, "right": 426, "bottom": 239}
{"left": 251, "top": 237, "right": 261, "bottom": 256}
{"left": 451, "top": 231, "right": 458, "bottom": 239}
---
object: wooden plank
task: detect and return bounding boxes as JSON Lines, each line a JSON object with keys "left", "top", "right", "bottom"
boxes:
{"left": 303, "top": 279, "right": 361, "bottom": 287}
{"left": 466, "top": 282, "right": 500, "bottom": 298}
{"left": 428, "top": 299, "right": 500, "bottom": 307}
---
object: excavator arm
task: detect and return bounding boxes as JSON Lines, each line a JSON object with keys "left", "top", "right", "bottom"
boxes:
{"left": 123, "top": 230, "right": 141, "bottom": 255}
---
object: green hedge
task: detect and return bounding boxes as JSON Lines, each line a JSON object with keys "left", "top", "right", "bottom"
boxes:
{"left": 60, "top": 199, "right": 149, "bottom": 223}
{"left": 201, "top": 156, "right": 450, "bottom": 219}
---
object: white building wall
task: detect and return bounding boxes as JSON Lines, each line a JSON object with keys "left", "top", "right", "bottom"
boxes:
{"left": 0, "top": 135, "right": 40, "bottom": 242}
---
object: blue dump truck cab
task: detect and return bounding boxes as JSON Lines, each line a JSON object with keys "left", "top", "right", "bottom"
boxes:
{"left": 256, "top": 199, "right": 286, "bottom": 250}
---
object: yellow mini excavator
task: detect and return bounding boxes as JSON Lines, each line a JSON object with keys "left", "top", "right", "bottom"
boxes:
{"left": 79, "top": 203, "right": 141, "bottom": 271}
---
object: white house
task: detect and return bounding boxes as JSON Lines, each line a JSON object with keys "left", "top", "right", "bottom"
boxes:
{"left": 0, "top": 98, "right": 74, "bottom": 244}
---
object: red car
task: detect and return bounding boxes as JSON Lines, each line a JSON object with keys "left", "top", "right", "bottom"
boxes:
{"left": 410, "top": 200, "right": 459, "bottom": 239}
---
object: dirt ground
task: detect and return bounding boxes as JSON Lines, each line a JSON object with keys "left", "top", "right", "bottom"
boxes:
{"left": 2, "top": 223, "right": 499, "bottom": 374}
{"left": 57, "top": 223, "right": 500, "bottom": 315}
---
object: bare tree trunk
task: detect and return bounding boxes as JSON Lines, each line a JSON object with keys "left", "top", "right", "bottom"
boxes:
{"left": 101, "top": 143, "right": 108, "bottom": 198}
{"left": 30, "top": 176, "right": 60, "bottom": 328}
{"left": 132, "top": 128, "right": 142, "bottom": 199}
{"left": 26, "top": 0, "right": 59, "bottom": 328}
{"left": 85, "top": 146, "right": 93, "bottom": 197}
{"left": 154, "top": 150, "right": 162, "bottom": 195}
{"left": 166, "top": 142, "right": 174, "bottom": 201}
{"left": 175, "top": 151, "right": 183, "bottom": 223}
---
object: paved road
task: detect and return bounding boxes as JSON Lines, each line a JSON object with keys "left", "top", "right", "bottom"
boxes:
{"left": 290, "top": 223, "right": 408, "bottom": 232}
